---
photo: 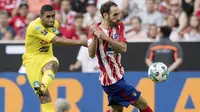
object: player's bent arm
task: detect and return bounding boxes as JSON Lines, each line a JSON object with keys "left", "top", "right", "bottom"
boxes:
{"left": 88, "top": 37, "right": 98, "bottom": 58}
{"left": 168, "top": 58, "right": 183, "bottom": 72}
{"left": 104, "top": 36, "right": 127, "bottom": 53}
{"left": 51, "top": 36, "right": 87, "bottom": 46}
{"left": 145, "top": 59, "right": 153, "bottom": 67}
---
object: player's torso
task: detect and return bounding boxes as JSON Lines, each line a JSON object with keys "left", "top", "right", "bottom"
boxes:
{"left": 97, "top": 26, "right": 124, "bottom": 86}
{"left": 23, "top": 19, "right": 57, "bottom": 61}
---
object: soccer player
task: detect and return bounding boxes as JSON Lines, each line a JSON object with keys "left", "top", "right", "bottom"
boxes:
{"left": 88, "top": 1, "right": 153, "bottom": 112}
{"left": 22, "top": 5, "right": 86, "bottom": 112}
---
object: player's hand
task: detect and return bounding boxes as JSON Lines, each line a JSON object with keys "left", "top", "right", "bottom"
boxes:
{"left": 95, "top": 30, "right": 108, "bottom": 40}
{"left": 88, "top": 21, "right": 99, "bottom": 38}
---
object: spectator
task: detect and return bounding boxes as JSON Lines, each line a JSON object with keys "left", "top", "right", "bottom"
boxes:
{"left": 60, "top": 0, "right": 76, "bottom": 27}
{"left": 194, "top": 0, "right": 200, "bottom": 13}
{"left": 9, "top": 3, "right": 29, "bottom": 33}
{"left": 83, "top": 0, "right": 101, "bottom": 28}
{"left": 169, "top": 0, "right": 188, "bottom": 36}
{"left": 69, "top": 45, "right": 100, "bottom": 73}
{"left": 0, "top": 11, "right": 15, "bottom": 40}
{"left": 71, "top": 0, "right": 89, "bottom": 13}
{"left": 147, "top": 24, "right": 159, "bottom": 40}
{"left": 166, "top": 14, "right": 177, "bottom": 29}
{"left": 14, "top": 12, "right": 37, "bottom": 40}
{"left": 157, "top": 0, "right": 170, "bottom": 16}
{"left": 11, "top": 0, "right": 28, "bottom": 17}
{"left": 145, "top": 26, "right": 183, "bottom": 72}
{"left": 62, "top": 13, "right": 88, "bottom": 40}
{"left": 165, "top": 14, "right": 183, "bottom": 41}
{"left": 140, "top": 0, "right": 164, "bottom": 31}
{"left": 182, "top": 0, "right": 194, "bottom": 17}
{"left": 2, "top": 31, "right": 13, "bottom": 40}
{"left": 124, "top": 0, "right": 145, "bottom": 21}
{"left": 51, "top": 0, "right": 61, "bottom": 11}
{"left": 183, "top": 15, "right": 200, "bottom": 41}
{"left": 126, "top": 17, "right": 147, "bottom": 42}
{"left": 56, "top": 98, "right": 70, "bottom": 112}
{"left": 69, "top": 32, "right": 99, "bottom": 72}
{"left": 0, "top": 0, "right": 19, "bottom": 15}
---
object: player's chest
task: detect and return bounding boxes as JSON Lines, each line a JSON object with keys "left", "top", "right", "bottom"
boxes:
{"left": 101, "top": 28, "right": 120, "bottom": 41}
{"left": 46, "top": 26, "right": 57, "bottom": 34}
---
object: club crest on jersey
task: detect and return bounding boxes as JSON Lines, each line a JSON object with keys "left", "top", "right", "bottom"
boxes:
{"left": 114, "top": 34, "right": 119, "bottom": 39}
{"left": 36, "top": 26, "right": 41, "bottom": 30}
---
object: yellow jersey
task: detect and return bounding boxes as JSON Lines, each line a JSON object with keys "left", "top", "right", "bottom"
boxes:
{"left": 22, "top": 18, "right": 59, "bottom": 65}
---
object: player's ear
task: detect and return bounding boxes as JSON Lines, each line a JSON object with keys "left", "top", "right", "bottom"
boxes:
{"left": 103, "top": 13, "right": 108, "bottom": 19}
{"left": 40, "top": 14, "right": 43, "bottom": 18}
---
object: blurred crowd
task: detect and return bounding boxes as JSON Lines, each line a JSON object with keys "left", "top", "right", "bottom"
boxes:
{"left": 0, "top": 0, "right": 200, "bottom": 42}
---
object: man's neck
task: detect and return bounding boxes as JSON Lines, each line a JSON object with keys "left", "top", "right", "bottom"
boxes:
{"left": 90, "top": 13, "right": 95, "bottom": 19}
{"left": 100, "top": 20, "right": 112, "bottom": 29}
{"left": 64, "top": 10, "right": 69, "bottom": 14}
{"left": 135, "top": 28, "right": 141, "bottom": 33}
{"left": 147, "top": 10, "right": 154, "bottom": 14}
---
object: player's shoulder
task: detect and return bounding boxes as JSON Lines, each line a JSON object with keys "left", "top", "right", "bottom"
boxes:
{"left": 28, "top": 18, "right": 42, "bottom": 30}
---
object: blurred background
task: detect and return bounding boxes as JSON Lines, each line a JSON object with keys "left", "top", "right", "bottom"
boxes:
{"left": 0, "top": 0, "right": 200, "bottom": 112}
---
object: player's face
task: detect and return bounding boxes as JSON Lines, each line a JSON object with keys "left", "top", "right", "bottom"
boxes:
{"left": 107, "top": 6, "right": 120, "bottom": 27}
{"left": 41, "top": 10, "right": 55, "bottom": 27}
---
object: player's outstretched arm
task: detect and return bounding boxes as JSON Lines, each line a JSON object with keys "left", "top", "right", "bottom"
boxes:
{"left": 51, "top": 36, "right": 87, "bottom": 47}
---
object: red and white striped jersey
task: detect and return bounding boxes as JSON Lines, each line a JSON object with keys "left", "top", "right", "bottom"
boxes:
{"left": 88, "top": 22, "right": 127, "bottom": 86}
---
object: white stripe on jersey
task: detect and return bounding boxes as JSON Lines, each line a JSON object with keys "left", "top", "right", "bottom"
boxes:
{"left": 98, "top": 39, "right": 113, "bottom": 85}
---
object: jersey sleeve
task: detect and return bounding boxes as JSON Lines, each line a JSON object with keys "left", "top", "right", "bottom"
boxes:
{"left": 175, "top": 43, "right": 183, "bottom": 59}
{"left": 119, "top": 22, "right": 127, "bottom": 42}
{"left": 27, "top": 23, "right": 56, "bottom": 43}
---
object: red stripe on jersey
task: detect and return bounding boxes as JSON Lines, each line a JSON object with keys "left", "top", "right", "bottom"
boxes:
{"left": 103, "top": 40, "right": 112, "bottom": 85}
{"left": 115, "top": 54, "right": 123, "bottom": 75}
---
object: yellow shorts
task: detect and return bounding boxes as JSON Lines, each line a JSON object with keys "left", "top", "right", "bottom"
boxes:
{"left": 24, "top": 57, "right": 59, "bottom": 88}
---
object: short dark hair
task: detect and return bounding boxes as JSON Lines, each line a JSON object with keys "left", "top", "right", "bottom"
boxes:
{"left": 19, "top": 3, "right": 29, "bottom": 9}
{"left": 40, "top": 5, "right": 54, "bottom": 15}
{"left": 160, "top": 26, "right": 172, "bottom": 37}
{"left": 100, "top": 1, "right": 118, "bottom": 18}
